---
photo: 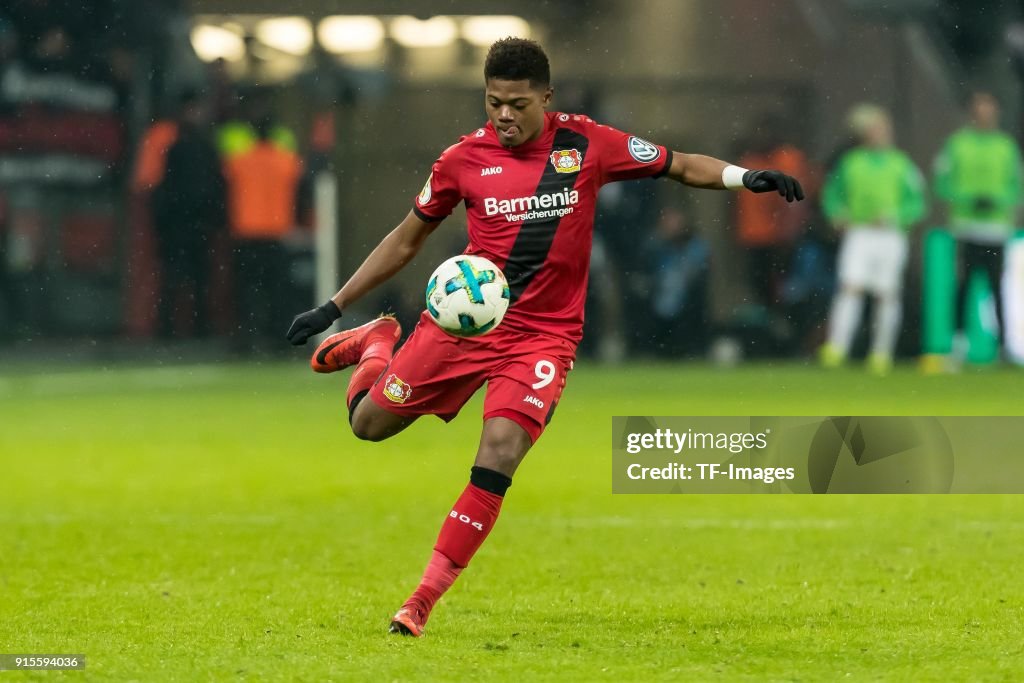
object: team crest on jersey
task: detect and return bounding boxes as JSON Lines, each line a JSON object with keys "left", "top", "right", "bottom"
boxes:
{"left": 627, "top": 136, "right": 661, "bottom": 163}
{"left": 382, "top": 373, "right": 412, "bottom": 404}
{"left": 417, "top": 174, "right": 432, "bottom": 206}
{"left": 550, "top": 148, "right": 583, "bottom": 174}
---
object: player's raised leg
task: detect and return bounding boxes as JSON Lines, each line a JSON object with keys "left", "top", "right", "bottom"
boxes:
{"left": 389, "top": 417, "right": 531, "bottom": 637}
{"left": 311, "top": 315, "right": 415, "bottom": 441}
{"left": 311, "top": 315, "right": 400, "bottom": 374}
{"left": 349, "top": 394, "right": 417, "bottom": 442}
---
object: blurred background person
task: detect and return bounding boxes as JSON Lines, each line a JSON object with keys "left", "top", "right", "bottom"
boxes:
{"left": 0, "top": 12, "right": 19, "bottom": 78}
{"left": 734, "top": 114, "right": 816, "bottom": 315}
{"left": 933, "top": 90, "right": 1021, "bottom": 351}
{"left": 778, "top": 219, "right": 835, "bottom": 355}
{"left": 218, "top": 87, "right": 298, "bottom": 158}
{"left": 578, "top": 86, "right": 661, "bottom": 363}
{"left": 643, "top": 207, "right": 710, "bottom": 357}
{"left": 586, "top": 178, "right": 659, "bottom": 363}
{"left": 0, "top": 189, "right": 15, "bottom": 342}
{"left": 150, "top": 89, "right": 226, "bottom": 339}
{"left": 224, "top": 116, "right": 303, "bottom": 353}
{"left": 820, "top": 104, "right": 927, "bottom": 375}
{"left": 0, "top": 18, "right": 17, "bottom": 342}
{"left": 128, "top": 99, "right": 182, "bottom": 339}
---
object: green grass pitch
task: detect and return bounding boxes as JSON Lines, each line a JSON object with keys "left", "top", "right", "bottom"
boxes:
{"left": 1, "top": 361, "right": 1022, "bottom": 681}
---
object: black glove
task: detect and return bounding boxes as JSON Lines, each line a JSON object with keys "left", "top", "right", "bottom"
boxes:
{"left": 742, "top": 170, "right": 805, "bottom": 203}
{"left": 286, "top": 300, "right": 342, "bottom": 345}
{"left": 972, "top": 195, "right": 997, "bottom": 213}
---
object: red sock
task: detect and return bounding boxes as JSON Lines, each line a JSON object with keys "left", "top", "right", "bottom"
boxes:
{"left": 345, "top": 331, "right": 397, "bottom": 408}
{"left": 402, "top": 550, "right": 463, "bottom": 618}
{"left": 404, "top": 474, "right": 509, "bottom": 621}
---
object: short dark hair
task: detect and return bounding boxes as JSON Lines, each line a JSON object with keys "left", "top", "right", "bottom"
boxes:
{"left": 484, "top": 37, "right": 550, "bottom": 88}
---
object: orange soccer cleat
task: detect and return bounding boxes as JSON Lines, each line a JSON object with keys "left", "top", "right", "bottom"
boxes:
{"left": 310, "top": 316, "right": 401, "bottom": 374}
{"left": 388, "top": 606, "right": 426, "bottom": 637}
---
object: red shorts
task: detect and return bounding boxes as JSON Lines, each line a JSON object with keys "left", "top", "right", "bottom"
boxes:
{"left": 368, "top": 312, "right": 576, "bottom": 442}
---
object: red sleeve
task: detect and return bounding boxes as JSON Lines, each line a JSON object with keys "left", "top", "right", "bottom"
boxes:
{"left": 588, "top": 122, "right": 673, "bottom": 185}
{"left": 412, "top": 144, "right": 463, "bottom": 222}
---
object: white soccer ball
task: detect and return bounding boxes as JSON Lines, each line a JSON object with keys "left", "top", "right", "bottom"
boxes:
{"left": 425, "top": 255, "right": 510, "bottom": 337}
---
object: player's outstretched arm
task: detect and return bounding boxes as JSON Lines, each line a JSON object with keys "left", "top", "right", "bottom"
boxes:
{"left": 667, "top": 152, "right": 805, "bottom": 202}
{"left": 285, "top": 211, "right": 441, "bottom": 345}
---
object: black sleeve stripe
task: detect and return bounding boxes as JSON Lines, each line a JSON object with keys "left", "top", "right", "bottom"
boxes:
{"left": 654, "top": 149, "right": 674, "bottom": 178}
{"left": 413, "top": 205, "right": 447, "bottom": 223}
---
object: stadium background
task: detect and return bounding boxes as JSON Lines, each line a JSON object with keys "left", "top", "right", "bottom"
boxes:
{"left": 2, "top": 0, "right": 1019, "bottom": 357}
{"left": 2, "top": 1, "right": 1023, "bottom": 680}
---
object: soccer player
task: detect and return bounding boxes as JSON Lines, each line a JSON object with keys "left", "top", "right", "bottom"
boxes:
{"left": 819, "top": 104, "right": 927, "bottom": 374}
{"left": 286, "top": 38, "right": 803, "bottom": 637}
{"left": 934, "top": 90, "right": 1022, "bottom": 349}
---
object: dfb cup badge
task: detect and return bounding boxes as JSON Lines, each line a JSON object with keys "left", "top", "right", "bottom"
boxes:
{"left": 417, "top": 174, "right": 433, "bottom": 206}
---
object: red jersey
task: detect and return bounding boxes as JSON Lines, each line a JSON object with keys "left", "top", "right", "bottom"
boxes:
{"left": 412, "top": 111, "right": 672, "bottom": 343}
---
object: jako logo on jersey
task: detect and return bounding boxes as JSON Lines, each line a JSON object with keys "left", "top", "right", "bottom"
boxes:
{"left": 382, "top": 373, "right": 412, "bottom": 403}
{"left": 480, "top": 166, "right": 503, "bottom": 176}
{"left": 450, "top": 509, "right": 484, "bottom": 531}
{"left": 627, "top": 136, "right": 661, "bottom": 163}
{"left": 550, "top": 148, "right": 583, "bottom": 174}
{"left": 483, "top": 188, "right": 580, "bottom": 222}
{"left": 417, "top": 174, "right": 432, "bottom": 206}
{"left": 523, "top": 395, "right": 545, "bottom": 408}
